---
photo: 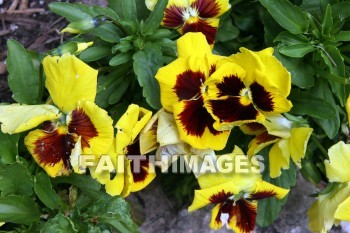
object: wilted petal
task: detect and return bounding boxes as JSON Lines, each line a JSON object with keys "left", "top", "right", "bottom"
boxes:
{"left": 0, "top": 104, "right": 60, "bottom": 134}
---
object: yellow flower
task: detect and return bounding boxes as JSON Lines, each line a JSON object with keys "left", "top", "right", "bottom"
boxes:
{"left": 117, "top": 104, "right": 156, "bottom": 197}
{"left": 0, "top": 53, "right": 114, "bottom": 177}
{"left": 161, "top": 0, "right": 231, "bottom": 45}
{"left": 204, "top": 48, "right": 292, "bottom": 131}
{"left": 155, "top": 32, "right": 230, "bottom": 150}
{"left": 308, "top": 141, "right": 350, "bottom": 232}
{"left": 188, "top": 147, "right": 289, "bottom": 233}
{"left": 243, "top": 114, "right": 312, "bottom": 178}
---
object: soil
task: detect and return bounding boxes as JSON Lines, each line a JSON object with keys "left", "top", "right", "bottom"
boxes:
{"left": 0, "top": 1, "right": 349, "bottom": 233}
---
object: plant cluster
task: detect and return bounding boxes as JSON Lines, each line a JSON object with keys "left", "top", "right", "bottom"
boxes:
{"left": 0, "top": 0, "right": 350, "bottom": 232}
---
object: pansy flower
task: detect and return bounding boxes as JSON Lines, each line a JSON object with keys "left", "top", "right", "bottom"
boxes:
{"left": 308, "top": 141, "right": 350, "bottom": 232}
{"left": 89, "top": 104, "right": 156, "bottom": 197}
{"left": 242, "top": 114, "right": 312, "bottom": 178}
{"left": 160, "top": 0, "right": 231, "bottom": 45}
{"left": 188, "top": 146, "right": 289, "bottom": 233}
{"left": 118, "top": 104, "right": 156, "bottom": 197}
{"left": 0, "top": 53, "right": 114, "bottom": 177}
{"left": 155, "top": 32, "right": 230, "bottom": 150}
{"left": 205, "top": 48, "right": 292, "bottom": 131}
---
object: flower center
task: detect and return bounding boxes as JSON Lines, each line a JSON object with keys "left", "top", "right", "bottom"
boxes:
{"left": 240, "top": 88, "right": 252, "bottom": 106}
{"left": 183, "top": 7, "right": 199, "bottom": 24}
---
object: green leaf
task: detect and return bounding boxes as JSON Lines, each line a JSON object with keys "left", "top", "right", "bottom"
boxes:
{"left": 322, "top": 4, "right": 333, "bottom": 36}
{"left": 0, "top": 195, "right": 40, "bottom": 225}
{"left": 289, "top": 89, "right": 337, "bottom": 119}
{"left": 6, "top": 40, "right": 39, "bottom": 104}
{"left": 279, "top": 44, "right": 316, "bottom": 58}
{"left": 133, "top": 44, "right": 163, "bottom": 109}
{"left": 334, "top": 31, "right": 350, "bottom": 42}
{"left": 121, "top": 0, "right": 137, "bottom": 21}
{"left": 109, "top": 52, "right": 133, "bottom": 66}
{"left": 79, "top": 46, "right": 112, "bottom": 62}
{"left": 311, "top": 79, "right": 340, "bottom": 139}
{"left": 320, "top": 45, "right": 345, "bottom": 77}
{"left": 332, "top": 2, "right": 350, "bottom": 33}
{"left": 259, "top": 0, "right": 309, "bottom": 34}
{"left": 95, "top": 65, "right": 132, "bottom": 108}
{"left": 274, "top": 51, "right": 315, "bottom": 88}
{"left": 53, "top": 173, "right": 102, "bottom": 200}
{"left": 141, "top": 0, "right": 168, "bottom": 35}
{"left": 87, "top": 195, "right": 139, "bottom": 233}
{"left": 73, "top": 4, "right": 120, "bottom": 21}
{"left": 216, "top": 18, "right": 239, "bottom": 42}
{"left": 257, "top": 151, "right": 297, "bottom": 227}
{"left": 41, "top": 213, "right": 78, "bottom": 233}
{"left": 108, "top": 78, "right": 131, "bottom": 105}
{"left": 49, "top": 2, "right": 91, "bottom": 21}
{"left": 34, "top": 172, "right": 59, "bottom": 210}
{"left": 274, "top": 31, "right": 309, "bottom": 46}
{"left": 0, "top": 163, "right": 33, "bottom": 197}
{"left": 90, "top": 23, "right": 122, "bottom": 43}
{"left": 0, "top": 131, "right": 20, "bottom": 164}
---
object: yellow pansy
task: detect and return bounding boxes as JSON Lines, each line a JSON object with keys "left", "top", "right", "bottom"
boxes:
{"left": 188, "top": 147, "right": 289, "bottom": 233}
{"left": 115, "top": 104, "right": 156, "bottom": 197}
{"left": 0, "top": 53, "right": 114, "bottom": 177}
{"left": 204, "top": 48, "right": 292, "bottom": 131}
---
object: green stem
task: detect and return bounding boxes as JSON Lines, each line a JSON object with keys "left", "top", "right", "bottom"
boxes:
{"left": 311, "top": 135, "right": 328, "bottom": 159}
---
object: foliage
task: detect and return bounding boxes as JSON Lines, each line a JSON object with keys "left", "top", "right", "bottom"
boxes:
{"left": 0, "top": 0, "right": 350, "bottom": 232}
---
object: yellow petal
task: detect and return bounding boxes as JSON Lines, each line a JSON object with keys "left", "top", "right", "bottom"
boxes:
{"left": 253, "top": 180, "right": 289, "bottom": 200}
{"left": 121, "top": 158, "right": 133, "bottom": 197}
{"left": 24, "top": 127, "right": 73, "bottom": 177}
{"left": 173, "top": 100, "right": 230, "bottom": 150}
{"left": 188, "top": 182, "right": 239, "bottom": 212}
{"left": 325, "top": 141, "right": 350, "bottom": 182}
{"left": 115, "top": 104, "right": 152, "bottom": 154}
{"left": 228, "top": 48, "right": 265, "bottom": 85}
{"left": 177, "top": 32, "right": 212, "bottom": 58}
{"left": 129, "top": 156, "right": 156, "bottom": 192}
{"left": 76, "top": 42, "right": 94, "bottom": 54}
{"left": 43, "top": 53, "right": 98, "bottom": 113}
{"left": 289, "top": 127, "right": 313, "bottom": 167}
{"left": 335, "top": 196, "right": 350, "bottom": 221}
{"left": 269, "top": 140, "right": 290, "bottom": 178}
{"left": 0, "top": 104, "right": 60, "bottom": 134}
{"left": 247, "top": 131, "right": 280, "bottom": 157}
{"left": 255, "top": 48, "right": 291, "bottom": 97}
{"left": 209, "top": 204, "right": 222, "bottom": 230}
{"left": 155, "top": 58, "right": 189, "bottom": 112}
{"left": 67, "top": 101, "right": 114, "bottom": 155}
{"left": 0, "top": 222, "right": 4, "bottom": 227}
